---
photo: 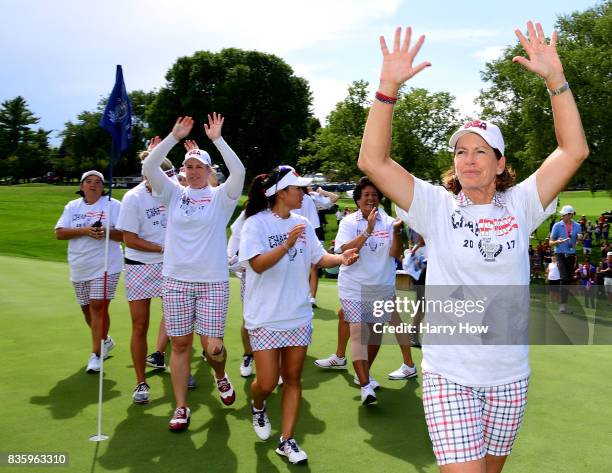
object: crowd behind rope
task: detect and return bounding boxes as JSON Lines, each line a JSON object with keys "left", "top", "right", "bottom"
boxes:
{"left": 53, "top": 20, "right": 602, "bottom": 472}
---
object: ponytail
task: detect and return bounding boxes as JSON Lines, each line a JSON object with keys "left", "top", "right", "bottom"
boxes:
{"left": 245, "top": 174, "right": 270, "bottom": 217}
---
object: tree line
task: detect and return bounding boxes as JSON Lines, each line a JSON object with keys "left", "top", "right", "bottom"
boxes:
{"left": 0, "top": 1, "right": 609, "bottom": 189}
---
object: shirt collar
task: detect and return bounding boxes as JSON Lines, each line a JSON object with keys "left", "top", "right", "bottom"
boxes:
{"left": 355, "top": 208, "right": 383, "bottom": 222}
{"left": 454, "top": 190, "right": 506, "bottom": 209}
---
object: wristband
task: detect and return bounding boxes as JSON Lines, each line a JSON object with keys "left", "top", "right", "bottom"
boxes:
{"left": 362, "top": 230, "right": 371, "bottom": 239}
{"left": 375, "top": 91, "right": 398, "bottom": 105}
{"left": 547, "top": 82, "right": 570, "bottom": 97}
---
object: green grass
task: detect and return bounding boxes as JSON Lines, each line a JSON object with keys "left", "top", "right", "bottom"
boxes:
{"left": 1, "top": 255, "right": 612, "bottom": 472}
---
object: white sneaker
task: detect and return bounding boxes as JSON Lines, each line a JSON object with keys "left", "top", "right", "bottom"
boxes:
{"left": 102, "top": 336, "right": 115, "bottom": 359}
{"left": 309, "top": 296, "right": 317, "bottom": 308}
{"left": 360, "top": 384, "right": 377, "bottom": 405}
{"left": 132, "top": 382, "right": 150, "bottom": 404}
{"left": 353, "top": 375, "right": 380, "bottom": 390}
{"left": 251, "top": 401, "right": 271, "bottom": 440}
{"left": 86, "top": 353, "right": 100, "bottom": 373}
{"left": 388, "top": 363, "right": 418, "bottom": 380}
{"left": 314, "top": 354, "right": 347, "bottom": 369}
{"left": 240, "top": 354, "right": 254, "bottom": 377}
{"left": 276, "top": 437, "right": 308, "bottom": 464}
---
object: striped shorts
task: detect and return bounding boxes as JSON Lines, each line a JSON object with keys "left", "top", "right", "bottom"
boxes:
{"left": 340, "top": 298, "right": 393, "bottom": 324}
{"left": 422, "top": 371, "right": 529, "bottom": 466}
{"left": 125, "top": 263, "right": 163, "bottom": 302}
{"left": 72, "top": 273, "right": 121, "bottom": 306}
{"left": 162, "top": 277, "right": 229, "bottom": 338}
{"left": 248, "top": 323, "right": 313, "bottom": 351}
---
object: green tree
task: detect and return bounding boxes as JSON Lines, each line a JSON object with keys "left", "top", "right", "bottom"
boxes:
{"left": 477, "top": 1, "right": 611, "bottom": 189}
{"left": 298, "top": 80, "right": 370, "bottom": 181}
{"left": 58, "top": 90, "right": 156, "bottom": 179}
{"left": 392, "top": 87, "right": 461, "bottom": 182}
{"left": 0, "top": 96, "right": 50, "bottom": 182}
{"left": 147, "top": 48, "right": 313, "bottom": 178}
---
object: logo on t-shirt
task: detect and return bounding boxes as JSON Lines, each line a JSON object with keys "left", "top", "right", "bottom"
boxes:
{"left": 478, "top": 237, "right": 503, "bottom": 262}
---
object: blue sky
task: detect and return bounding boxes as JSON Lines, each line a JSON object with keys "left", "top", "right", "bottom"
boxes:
{"left": 0, "top": 0, "right": 599, "bottom": 145}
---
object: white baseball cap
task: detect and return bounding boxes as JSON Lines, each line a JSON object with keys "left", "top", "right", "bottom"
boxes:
{"left": 449, "top": 119, "right": 505, "bottom": 155}
{"left": 183, "top": 149, "right": 212, "bottom": 167}
{"left": 80, "top": 170, "right": 105, "bottom": 183}
{"left": 265, "top": 166, "right": 312, "bottom": 197}
{"left": 559, "top": 205, "right": 575, "bottom": 216}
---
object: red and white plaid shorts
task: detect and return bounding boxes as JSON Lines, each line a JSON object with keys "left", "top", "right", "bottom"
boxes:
{"left": 248, "top": 323, "right": 313, "bottom": 351}
{"left": 422, "top": 371, "right": 529, "bottom": 466}
{"left": 125, "top": 263, "right": 163, "bottom": 302}
{"left": 340, "top": 298, "right": 393, "bottom": 324}
{"left": 72, "top": 273, "right": 121, "bottom": 306}
{"left": 162, "top": 277, "right": 229, "bottom": 337}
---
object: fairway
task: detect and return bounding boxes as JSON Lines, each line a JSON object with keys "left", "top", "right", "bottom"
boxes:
{"left": 1, "top": 255, "right": 612, "bottom": 473}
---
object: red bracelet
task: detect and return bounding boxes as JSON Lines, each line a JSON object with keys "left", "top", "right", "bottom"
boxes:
{"left": 375, "top": 91, "right": 398, "bottom": 105}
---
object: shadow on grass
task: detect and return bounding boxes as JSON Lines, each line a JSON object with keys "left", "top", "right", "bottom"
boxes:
{"left": 30, "top": 369, "right": 121, "bottom": 419}
{"left": 312, "top": 306, "right": 338, "bottom": 321}
{"left": 358, "top": 380, "right": 435, "bottom": 472}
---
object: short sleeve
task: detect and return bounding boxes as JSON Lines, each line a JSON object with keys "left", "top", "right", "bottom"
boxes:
{"left": 334, "top": 216, "right": 355, "bottom": 252}
{"left": 239, "top": 216, "right": 267, "bottom": 264}
{"left": 116, "top": 193, "right": 139, "bottom": 233}
{"left": 110, "top": 199, "right": 121, "bottom": 227}
{"left": 397, "top": 177, "right": 448, "bottom": 238}
{"left": 507, "top": 173, "right": 557, "bottom": 233}
{"left": 55, "top": 202, "right": 72, "bottom": 229}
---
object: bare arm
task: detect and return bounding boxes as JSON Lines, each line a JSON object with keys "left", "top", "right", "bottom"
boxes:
{"left": 318, "top": 249, "right": 359, "bottom": 269}
{"left": 249, "top": 224, "right": 305, "bottom": 274}
{"left": 512, "top": 22, "right": 589, "bottom": 208}
{"left": 317, "top": 188, "right": 339, "bottom": 204}
{"left": 55, "top": 227, "right": 89, "bottom": 240}
{"left": 358, "top": 27, "right": 430, "bottom": 212}
{"left": 123, "top": 231, "right": 164, "bottom": 253}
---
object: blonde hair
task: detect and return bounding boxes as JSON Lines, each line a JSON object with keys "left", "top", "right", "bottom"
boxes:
{"left": 139, "top": 150, "right": 173, "bottom": 172}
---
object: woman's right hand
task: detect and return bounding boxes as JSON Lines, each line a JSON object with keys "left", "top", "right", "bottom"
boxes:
{"left": 285, "top": 224, "right": 306, "bottom": 248}
{"left": 171, "top": 116, "right": 194, "bottom": 140}
{"left": 378, "top": 26, "right": 431, "bottom": 96}
{"left": 366, "top": 208, "right": 378, "bottom": 233}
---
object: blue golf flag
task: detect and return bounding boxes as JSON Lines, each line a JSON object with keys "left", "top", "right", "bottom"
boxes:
{"left": 100, "top": 65, "right": 132, "bottom": 157}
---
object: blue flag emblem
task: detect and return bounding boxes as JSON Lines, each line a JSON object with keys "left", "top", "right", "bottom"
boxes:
{"left": 100, "top": 65, "right": 132, "bottom": 156}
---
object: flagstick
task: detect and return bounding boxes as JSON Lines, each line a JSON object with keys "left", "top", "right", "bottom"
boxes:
{"left": 89, "top": 143, "right": 115, "bottom": 443}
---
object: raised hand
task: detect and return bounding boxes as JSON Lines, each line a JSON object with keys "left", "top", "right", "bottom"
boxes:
{"left": 171, "top": 116, "right": 194, "bottom": 141}
{"left": 393, "top": 217, "right": 403, "bottom": 231}
{"left": 286, "top": 224, "right": 306, "bottom": 248}
{"left": 341, "top": 248, "right": 359, "bottom": 266}
{"left": 147, "top": 136, "right": 161, "bottom": 152}
{"left": 366, "top": 208, "right": 378, "bottom": 233}
{"left": 183, "top": 139, "right": 199, "bottom": 152}
{"left": 203, "top": 112, "right": 224, "bottom": 141}
{"left": 379, "top": 26, "right": 431, "bottom": 96}
{"left": 513, "top": 21, "right": 565, "bottom": 86}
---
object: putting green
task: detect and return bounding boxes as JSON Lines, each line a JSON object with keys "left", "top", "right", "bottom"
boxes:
{"left": 1, "top": 255, "right": 611, "bottom": 472}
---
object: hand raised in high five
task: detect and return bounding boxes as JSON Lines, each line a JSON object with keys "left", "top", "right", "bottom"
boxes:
{"left": 366, "top": 208, "right": 378, "bottom": 233}
{"left": 513, "top": 21, "right": 565, "bottom": 87}
{"left": 171, "top": 116, "right": 194, "bottom": 141}
{"left": 203, "top": 112, "right": 224, "bottom": 141}
{"left": 147, "top": 136, "right": 161, "bottom": 152}
{"left": 183, "top": 139, "right": 199, "bottom": 152}
{"left": 378, "top": 26, "right": 431, "bottom": 96}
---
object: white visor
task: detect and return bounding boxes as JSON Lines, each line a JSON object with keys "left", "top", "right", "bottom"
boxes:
{"left": 265, "top": 167, "right": 312, "bottom": 197}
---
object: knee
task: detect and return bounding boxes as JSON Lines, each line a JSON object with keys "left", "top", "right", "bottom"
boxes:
{"left": 132, "top": 320, "right": 148, "bottom": 337}
{"left": 280, "top": 371, "right": 301, "bottom": 388}
{"left": 171, "top": 338, "right": 192, "bottom": 355}
{"left": 206, "top": 338, "right": 226, "bottom": 362}
{"left": 255, "top": 378, "right": 277, "bottom": 395}
{"left": 89, "top": 300, "right": 104, "bottom": 316}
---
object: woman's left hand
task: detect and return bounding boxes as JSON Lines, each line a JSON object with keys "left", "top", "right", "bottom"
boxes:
{"left": 513, "top": 21, "right": 565, "bottom": 86}
{"left": 341, "top": 248, "right": 359, "bottom": 266}
{"left": 184, "top": 139, "right": 199, "bottom": 151}
{"left": 204, "top": 112, "right": 224, "bottom": 141}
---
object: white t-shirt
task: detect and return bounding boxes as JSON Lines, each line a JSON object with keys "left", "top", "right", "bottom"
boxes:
{"left": 239, "top": 210, "right": 326, "bottom": 330}
{"left": 547, "top": 262, "right": 560, "bottom": 281}
{"left": 116, "top": 182, "right": 166, "bottom": 264}
{"left": 397, "top": 174, "right": 556, "bottom": 387}
{"left": 157, "top": 182, "right": 239, "bottom": 282}
{"left": 293, "top": 194, "right": 320, "bottom": 229}
{"left": 55, "top": 197, "right": 123, "bottom": 282}
{"left": 227, "top": 210, "right": 246, "bottom": 258}
{"left": 335, "top": 208, "right": 397, "bottom": 300}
